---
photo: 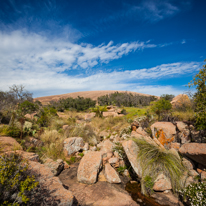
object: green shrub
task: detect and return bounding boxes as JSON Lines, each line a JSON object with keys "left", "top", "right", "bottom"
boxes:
{"left": 151, "top": 98, "right": 172, "bottom": 120}
{"left": 133, "top": 138, "right": 186, "bottom": 195}
{"left": 143, "top": 175, "right": 154, "bottom": 195}
{"left": 0, "top": 153, "right": 38, "bottom": 205}
{"left": 179, "top": 182, "right": 206, "bottom": 206}
{"left": 78, "top": 153, "right": 84, "bottom": 157}
{"left": 117, "top": 166, "right": 127, "bottom": 175}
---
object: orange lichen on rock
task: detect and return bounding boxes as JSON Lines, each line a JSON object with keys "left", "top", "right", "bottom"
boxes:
{"left": 155, "top": 129, "right": 175, "bottom": 147}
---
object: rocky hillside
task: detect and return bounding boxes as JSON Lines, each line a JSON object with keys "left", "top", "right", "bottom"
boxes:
{"left": 34, "top": 90, "right": 155, "bottom": 105}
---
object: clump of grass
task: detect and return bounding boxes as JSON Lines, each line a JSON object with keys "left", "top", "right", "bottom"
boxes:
{"left": 40, "top": 130, "right": 65, "bottom": 160}
{"left": 133, "top": 138, "right": 186, "bottom": 195}
{"left": 172, "top": 109, "right": 195, "bottom": 121}
{"left": 64, "top": 124, "right": 99, "bottom": 145}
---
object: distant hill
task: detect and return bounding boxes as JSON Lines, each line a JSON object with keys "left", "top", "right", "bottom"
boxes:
{"left": 34, "top": 90, "right": 155, "bottom": 105}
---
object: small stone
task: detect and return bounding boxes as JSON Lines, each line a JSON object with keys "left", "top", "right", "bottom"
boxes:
{"left": 108, "top": 157, "right": 119, "bottom": 164}
{"left": 153, "top": 174, "right": 172, "bottom": 191}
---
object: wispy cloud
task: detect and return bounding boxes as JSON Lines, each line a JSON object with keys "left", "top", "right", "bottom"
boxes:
{"left": 0, "top": 30, "right": 157, "bottom": 73}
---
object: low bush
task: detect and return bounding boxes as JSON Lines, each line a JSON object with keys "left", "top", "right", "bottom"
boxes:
{"left": 179, "top": 181, "right": 206, "bottom": 206}
{"left": 0, "top": 153, "right": 38, "bottom": 205}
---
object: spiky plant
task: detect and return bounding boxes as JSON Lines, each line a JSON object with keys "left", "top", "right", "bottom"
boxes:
{"left": 133, "top": 138, "right": 186, "bottom": 195}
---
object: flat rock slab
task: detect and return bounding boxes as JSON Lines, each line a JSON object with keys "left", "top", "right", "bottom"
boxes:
{"left": 77, "top": 151, "right": 102, "bottom": 184}
{"left": 179, "top": 143, "right": 206, "bottom": 166}
{"left": 122, "top": 140, "right": 142, "bottom": 178}
{"left": 59, "top": 163, "right": 139, "bottom": 206}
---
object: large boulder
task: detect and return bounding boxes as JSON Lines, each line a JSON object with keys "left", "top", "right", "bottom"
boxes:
{"left": 63, "top": 137, "right": 84, "bottom": 156}
{"left": 150, "top": 122, "right": 176, "bottom": 149}
{"left": 104, "top": 163, "right": 121, "bottom": 183}
{"left": 171, "top": 94, "right": 191, "bottom": 109}
{"left": 103, "top": 112, "right": 118, "bottom": 117}
{"left": 29, "top": 161, "right": 74, "bottom": 206}
{"left": 179, "top": 143, "right": 206, "bottom": 166}
{"left": 0, "top": 136, "right": 22, "bottom": 152}
{"left": 122, "top": 140, "right": 142, "bottom": 178}
{"left": 77, "top": 151, "right": 102, "bottom": 184}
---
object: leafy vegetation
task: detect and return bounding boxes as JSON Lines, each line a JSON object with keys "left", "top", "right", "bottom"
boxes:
{"left": 151, "top": 98, "right": 172, "bottom": 121}
{"left": 133, "top": 138, "right": 186, "bottom": 195}
{"left": 98, "top": 92, "right": 157, "bottom": 107}
{"left": 189, "top": 62, "right": 206, "bottom": 130}
{"left": 179, "top": 181, "right": 206, "bottom": 206}
{"left": 49, "top": 96, "right": 96, "bottom": 112}
{"left": 0, "top": 153, "right": 38, "bottom": 205}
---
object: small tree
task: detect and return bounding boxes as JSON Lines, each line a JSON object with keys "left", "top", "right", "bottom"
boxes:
{"left": 188, "top": 61, "right": 206, "bottom": 130}
{"left": 151, "top": 98, "right": 172, "bottom": 120}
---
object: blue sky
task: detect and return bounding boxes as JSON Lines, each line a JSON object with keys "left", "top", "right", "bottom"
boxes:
{"left": 0, "top": 0, "right": 205, "bottom": 97}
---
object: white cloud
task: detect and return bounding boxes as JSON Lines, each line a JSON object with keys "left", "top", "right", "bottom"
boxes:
{"left": 181, "top": 39, "right": 186, "bottom": 44}
{"left": 0, "top": 30, "right": 156, "bottom": 74}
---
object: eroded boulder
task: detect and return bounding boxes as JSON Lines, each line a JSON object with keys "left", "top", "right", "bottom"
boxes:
{"left": 0, "top": 136, "right": 22, "bottom": 152}
{"left": 63, "top": 137, "right": 84, "bottom": 156}
{"left": 104, "top": 163, "right": 121, "bottom": 183}
{"left": 153, "top": 174, "right": 172, "bottom": 191}
{"left": 122, "top": 140, "right": 142, "bottom": 177}
{"left": 151, "top": 122, "right": 176, "bottom": 149}
{"left": 179, "top": 143, "right": 206, "bottom": 166}
{"left": 77, "top": 151, "right": 102, "bottom": 184}
{"left": 44, "top": 158, "right": 64, "bottom": 176}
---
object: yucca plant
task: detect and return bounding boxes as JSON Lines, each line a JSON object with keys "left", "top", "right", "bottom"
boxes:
{"left": 133, "top": 138, "right": 186, "bottom": 195}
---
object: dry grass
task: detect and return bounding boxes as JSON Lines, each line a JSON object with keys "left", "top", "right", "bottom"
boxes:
{"left": 40, "top": 130, "right": 65, "bottom": 160}
{"left": 172, "top": 110, "right": 195, "bottom": 121}
{"left": 91, "top": 116, "right": 129, "bottom": 134}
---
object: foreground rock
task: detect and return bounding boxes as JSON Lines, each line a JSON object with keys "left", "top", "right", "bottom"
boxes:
{"left": 151, "top": 122, "right": 176, "bottom": 148}
{"left": 104, "top": 163, "right": 121, "bottom": 183}
{"left": 29, "top": 161, "right": 74, "bottom": 206}
{"left": 179, "top": 143, "right": 206, "bottom": 166}
{"left": 44, "top": 158, "right": 64, "bottom": 176}
{"left": 122, "top": 140, "right": 142, "bottom": 178}
{"left": 0, "top": 136, "right": 22, "bottom": 152}
{"left": 153, "top": 174, "right": 172, "bottom": 191}
{"left": 77, "top": 151, "right": 102, "bottom": 184}
{"left": 59, "top": 163, "right": 139, "bottom": 206}
{"left": 63, "top": 137, "right": 84, "bottom": 156}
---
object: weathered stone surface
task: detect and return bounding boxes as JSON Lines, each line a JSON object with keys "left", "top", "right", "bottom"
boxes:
{"left": 171, "top": 94, "right": 191, "bottom": 109}
{"left": 179, "top": 143, "right": 206, "bottom": 166}
{"left": 59, "top": 163, "right": 139, "bottom": 206}
{"left": 189, "top": 170, "right": 199, "bottom": 177}
{"left": 182, "top": 157, "right": 195, "bottom": 170}
{"left": 100, "top": 139, "right": 114, "bottom": 154}
{"left": 191, "top": 130, "right": 202, "bottom": 143}
{"left": 151, "top": 191, "right": 180, "bottom": 206}
{"left": 185, "top": 176, "right": 196, "bottom": 187}
{"left": 63, "top": 137, "right": 84, "bottom": 156}
{"left": 178, "top": 129, "right": 190, "bottom": 144}
{"left": 153, "top": 174, "right": 172, "bottom": 191}
{"left": 29, "top": 137, "right": 43, "bottom": 147}
{"left": 104, "top": 163, "right": 121, "bottom": 183}
{"left": 136, "top": 127, "right": 148, "bottom": 137}
{"left": 103, "top": 112, "right": 118, "bottom": 117}
{"left": 63, "top": 161, "right": 70, "bottom": 169}
{"left": 83, "top": 142, "right": 89, "bottom": 151}
{"left": 151, "top": 122, "right": 176, "bottom": 149}
{"left": 44, "top": 158, "right": 64, "bottom": 176}
{"left": 122, "top": 140, "right": 142, "bottom": 177}
{"left": 170, "top": 142, "right": 180, "bottom": 150}
{"left": 29, "top": 161, "right": 74, "bottom": 206}
{"left": 0, "top": 136, "right": 22, "bottom": 152}
{"left": 4, "top": 150, "right": 39, "bottom": 162}
{"left": 176, "top": 121, "right": 188, "bottom": 132}
{"left": 201, "top": 171, "right": 206, "bottom": 181}
{"left": 77, "top": 151, "right": 102, "bottom": 184}
{"left": 108, "top": 157, "right": 119, "bottom": 164}
{"left": 99, "top": 131, "right": 109, "bottom": 139}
